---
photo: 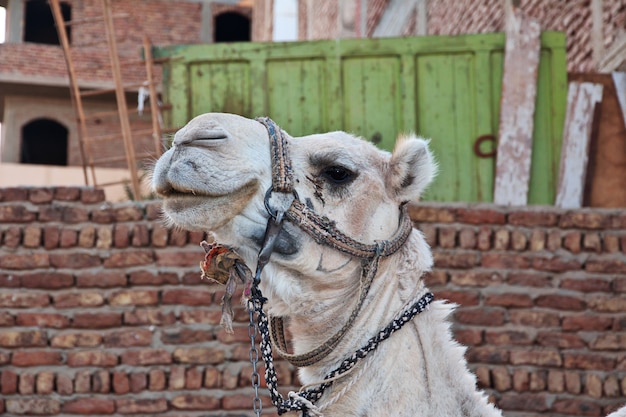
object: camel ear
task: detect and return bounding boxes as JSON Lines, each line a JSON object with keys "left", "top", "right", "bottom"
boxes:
{"left": 386, "top": 135, "right": 437, "bottom": 202}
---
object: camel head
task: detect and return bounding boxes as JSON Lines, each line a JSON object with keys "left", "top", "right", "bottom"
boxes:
{"left": 152, "top": 113, "right": 436, "bottom": 317}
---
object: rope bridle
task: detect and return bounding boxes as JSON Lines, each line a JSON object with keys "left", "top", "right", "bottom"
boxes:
{"left": 248, "top": 117, "right": 434, "bottom": 416}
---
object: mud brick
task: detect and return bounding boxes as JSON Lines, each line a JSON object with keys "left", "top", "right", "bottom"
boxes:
{"left": 204, "top": 367, "right": 221, "bottom": 388}
{"left": 162, "top": 288, "right": 213, "bottom": 306}
{"left": 546, "top": 230, "right": 562, "bottom": 250}
{"left": 76, "top": 271, "right": 127, "bottom": 288}
{"left": 180, "top": 310, "right": 222, "bottom": 325}
{"left": 588, "top": 295, "right": 626, "bottom": 312}
{"left": 476, "top": 226, "right": 491, "bottom": 250}
{"left": 0, "top": 311, "right": 15, "bottom": 325}
{"left": 457, "top": 208, "right": 505, "bottom": 224}
{"left": 511, "top": 230, "right": 528, "bottom": 250}
{"left": 38, "top": 205, "right": 63, "bottom": 222}
{"left": 529, "top": 370, "right": 547, "bottom": 391}
{"left": 115, "top": 398, "right": 168, "bottom": 414}
{"left": 1, "top": 187, "right": 28, "bottom": 201}
{"left": 43, "top": 226, "right": 60, "bottom": 249}
{"left": 454, "top": 307, "right": 505, "bottom": 326}
{"left": 72, "top": 311, "right": 120, "bottom": 328}
{"left": 56, "top": 373, "right": 73, "bottom": 395}
{"left": 0, "top": 274, "right": 20, "bottom": 288}
{"left": 408, "top": 204, "right": 456, "bottom": 222}
{"left": 169, "top": 366, "right": 186, "bottom": 390}
{"left": 23, "top": 226, "right": 41, "bottom": 247}
{"left": 21, "top": 272, "right": 74, "bottom": 289}
{"left": 560, "top": 275, "right": 612, "bottom": 293}
{"left": 114, "top": 224, "right": 130, "bottom": 248}
{"left": 171, "top": 394, "right": 221, "bottom": 410}
{"left": 560, "top": 211, "right": 611, "bottom": 229}
{"left": 124, "top": 308, "right": 177, "bottom": 326}
{"left": 582, "top": 232, "right": 602, "bottom": 252}
{"left": 51, "top": 332, "right": 102, "bottom": 348}
{"left": 217, "top": 326, "right": 254, "bottom": 344}
{"left": 92, "top": 207, "right": 116, "bottom": 223}
{"left": 223, "top": 394, "right": 263, "bottom": 410}
{"left": 562, "top": 315, "right": 613, "bottom": 331}
{"left": 62, "top": 206, "right": 89, "bottom": 223}
{"left": 104, "top": 329, "right": 153, "bottom": 347}
{"left": 5, "top": 399, "right": 60, "bottom": 415}
{"left": 67, "top": 351, "right": 118, "bottom": 367}
{"left": 512, "top": 368, "right": 529, "bottom": 391}
{"left": 78, "top": 226, "right": 96, "bottom": 247}
{"left": 433, "top": 251, "right": 479, "bottom": 268}
{"left": 121, "top": 349, "right": 172, "bottom": 366}
{"left": 585, "top": 373, "right": 603, "bottom": 398}
{"left": 532, "top": 254, "right": 582, "bottom": 272}
{"left": 131, "top": 224, "right": 150, "bottom": 246}
{"left": 12, "top": 351, "right": 63, "bottom": 367}
{"left": 510, "top": 349, "right": 562, "bottom": 366}
{"left": 0, "top": 253, "right": 50, "bottom": 270}
{"left": 0, "top": 330, "right": 47, "bottom": 347}
{"left": 0, "top": 205, "right": 36, "bottom": 222}
{"left": 62, "top": 398, "right": 115, "bottom": 414}
{"left": 485, "top": 330, "right": 533, "bottom": 345}
{"left": 108, "top": 290, "right": 159, "bottom": 306}
{"left": 537, "top": 332, "right": 586, "bottom": 349}
{"left": 497, "top": 393, "right": 549, "bottom": 411}
{"left": 36, "top": 372, "right": 54, "bottom": 394}
{"left": 54, "top": 292, "right": 104, "bottom": 309}
{"left": 19, "top": 373, "right": 35, "bottom": 394}
{"left": 604, "top": 375, "right": 620, "bottom": 397}
{"left": 481, "top": 252, "right": 530, "bottom": 269}
{"left": 130, "top": 372, "right": 147, "bottom": 393}
{"left": 129, "top": 270, "right": 178, "bottom": 285}
{"left": 169, "top": 229, "right": 188, "bottom": 246}
{"left": 546, "top": 370, "right": 565, "bottom": 392}
{"left": 148, "top": 369, "right": 166, "bottom": 391}
{"left": 507, "top": 271, "right": 551, "bottom": 288}
{"left": 92, "top": 370, "right": 110, "bottom": 393}
{"left": 173, "top": 347, "right": 225, "bottom": 365}
{"left": 529, "top": 229, "right": 545, "bottom": 251}
{"left": 115, "top": 205, "right": 144, "bottom": 221}
{"left": 586, "top": 255, "right": 626, "bottom": 273}
{"left": 155, "top": 250, "right": 202, "bottom": 267}
{"left": 80, "top": 188, "right": 106, "bottom": 204}
{"left": 59, "top": 229, "right": 78, "bottom": 247}
{"left": 113, "top": 371, "right": 130, "bottom": 394}
{"left": 431, "top": 290, "right": 479, "bottom": 306}
{"left": 604, "top": 233, "right": 621, "bottom": 252}
{"left": 186, "top": 367, "right": 203, "bottom": 389}
{"left": 104, "top": 250, "right": 153, "bottom": 268}
{"left": 590, "top": 333, "right": 626, "bottom": 350}
{"left": 474, "top": 367, "right": 490, "bottom": 389}
{"left": 563, "top": 353, "right": 616, "bottom": 371}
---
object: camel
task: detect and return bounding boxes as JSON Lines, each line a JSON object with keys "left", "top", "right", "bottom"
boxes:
{"left": 152, "top": 113, "right": 625, "bottom": 417}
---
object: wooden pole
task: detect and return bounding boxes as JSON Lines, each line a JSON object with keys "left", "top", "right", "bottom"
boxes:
{"left": 143, "top": 36, "right": 163, "bottom": 158}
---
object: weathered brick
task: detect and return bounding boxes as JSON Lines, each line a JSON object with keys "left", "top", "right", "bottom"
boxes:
{"left": 171, "top": 394, "right": 221, "bottom": 410}
{"left": 560, "top": 211, "right": 611, "bottom": 229}
{"left": 484, "top": 293, "right": 533, "bottom": 308}
{"left": 108, "top": 289, "right": 159, "bottom": 306}
{"left": 497, "top": 393, "right": 549, "bottom": 411}
{"left": 450, "top": 270, "right": 502, "bottom": 287}
{"left": 588, "top": 295, "right": 626, "bottom": 312}
{"left": 562, "top": 315, "right": 613, "bottom": 331}
{"left": 92, "top": 369, "right": 110, "bottom": 393}
{"left": 80, "top": 188, "right": 105, "bottom": 204}
{"left": 1, "top": 188, "right": 28, "bottom": 201}
{"left": 454, "top": 328, "right": 483, "bottom": 346}
{"left": 145, "top": 201, "right": 163, "bottom": 221}
{"left": 18, "top": 373, "right": 35, "bottom": 394}
{"left": 481, "top": 252, "right": 530, "bottom": 269}
{"left": 60, "top": 229, "right": 78, "bottom": 248}
{"left": 474, "top": 366, "right": 490, "bottom": 388}
{"left": 537, "top": 332, "right": 586, "bottom": 349}
{"left": 457, "top": 208, "right": 505, "bottom": 224}
{"left": 78, "top": 226, "right": 96, "bottom": 247}
{"left": 547, "top": 370, "right": 565, "bottom": 392}
{"left": 162, "top": 288, "right": 214, "bottom": 306}
{"left": 92, "top": 207, "right": 115, "bottom": 223}
{"left": 162, "top": 328, "right": 215, "bottom": 345}
{"left": 433, "top": 251, "right": 479, "bottom": 268}
{"left": 563, "top": 353, "right": 616, "bottom": 371}
{"left": 115, "top": 398, "right": 168, "bottom": 414}
{"left": 529, "top": 229, "right": 545, "bottom": 251}
{"left": 76, "top": 271, "right": 127, "bottom": 287}
{"left": 529, "top": 370, "right": 547, "bottom": 391}
{"left": 39, "top": 206, "right": 63, "bottom": 222}
{"left": 484, "top": 330, "right": 534, "bottom": 345}
{"left": 585, "top": 255, "right": 626, "bottom": 273}
{"left": 563, "top": 231, "right": 582, "bottom": 253}
{"left": 104, "top": 250, "right": 153, "bottom": 267}
{"left": 62, "top": 206, "right": 89, "bottom": 223}
{"left": 151, "top": 224, "right": 169, "bottom": 247}
{"left": 512, "top": 368, "right": 529, "bottom": 391}
{"left": 148, "top": 369, "right": 166, "bottom": 391}
{"left": 169, "top": 365, "right": 186, "bottom": 389}
{"left": 507, "top": 271, "right": 552, "bottom": 287}
{"left": 0, "top": 253, "right": 49, "bottom": 270}
{"left": 0, "top": 205, "right": 36, "bottom": 222}
{"left": 535, "top": 294, "right": 586, "bottom": 311}
{"left": 560, "top": 275, "right": 612, "bottom": 293}
{"left": 2, "top": 226, "right": 21, "bottom": 248}
{"left": 121, "top": 349, "right": 172, "bottom": 365}
{"left": 114, "top": 224, "right": 130, "bottom": 248}
{"left": 419, "top": 223, "right": 436, "bottom": 246}
{"left": 49, "top": 253, "right": 101, "bottom": 269}
{"left": 173, "top": 347, "right": 225, "bottom": 364}
{"left": 169, "top": 229, "right": 189, "bottom": 246}
{"left": 29, "top": 188, "right": 54, "bottom": 204}
{"left": 67, "top": 351, "right": 118, "bottom": 367}
{"left": 56, "top": 373, "right": 73, "bottom": 395}
{"left": 155, "top": 250, "right": 202, "bottom": 266}
{"left": 43, "top": 226, "right": 60, "bottom": 249}
{"left": 0, "top": 311, "right": 15, "bottom": 326}
{"left": 23, "top": 226, "right": 41, "bottom": 247}
{"left": 204, "top": 367, "right": 221, "bottom": 388}
{"left": 438, "top": 226, "right": 457, "bottom": 248}
{"left": 36, "top": 372, "right": 54, "bottom": 395}
{"left": 114, "top": 204, "right": 144, "bottom": 221}
{"left": 532, "top": 254, "right": 582, "bottom": 272}
{"left": 476, "top": 226, "right": 492, "bottom": 250}
{"left": 186, "top": 367, "right": 203, "bottom": 389}
{"left": 104, "top": 329, "right": 153, "bottom": 347}
{"left": 585, "top": 373, "right": 603, "bottom": 398}
{"left": 180, "top": 309, "right": 222, "bottom": 325}
{"left": 12, "top": 351, "right": 63, "bottom": 367}
{"left": 123, "top": 308, "right": 177, "bottom": 326}
{"left": 130, "top": 372, "right": 147, "bottom": 393}
{"left": 553, "top": 399, "right": 602, "bottom": 415}
{"left": 510, "top": 230, "right": 527, "bottom": 251}
{"left": 604, "top": 233, "right": 621, "bottom": 253}
{"left": 434, "top": 290, "right": 479, "bottom": 306}
{"left": 546, "top": 229, "right": 562, "bottom": 251}
{"left": 454, "top": 307, "right": 505, "bottom": 326}
{"left": 21, "top": 272, "right": 74, "bottom": 289}
{"left": 0, "top": 330, "right": 47, "bottom": 347}
{"left": 74, "top": 370, "right": 91, "bottom": 393}
{"left": 132, "top": 223, "right": 150, "bottom": 246}
{"left": 0, "top": 273, "right": 20, "bottom": 288}
{"left": 510, "top": 349, "right": 562, "bottom": 366}
{"left": 51, "top": 332, "right": 102, "bottom": 348}
{"left": 0, "top": 292, "right": 49, "bottom": 308}
{"left": 508, "top": 210, "right": 558, "bottom": 227}
{"left": 54, "top": 187, "right": 81, "bottom": 201}
{"left": 62, "top": 398, "right": 115, "bottom": 415}
{"left": 423, "top": 270, "right": 448, "bottom": 286}
{"left": 5, "top": 399, "right": 61, "bottom": 415}
{"left": 129, "top": 270, "right": 178, "bottom": 285}
{"left": 96, "top": 226, "right": 113, "bottom": 249}
{"left": 590, "top": 333, "right": 626, "bottom": 350}
{"left": 54, "top": 292, "right": 104, "bottom": 308}
{"left": 113, "top": 371, "right": 130, "bottom": 394}
{"left": 491, "top": 366, "right": 511, "bottom": 391}
{"left": 73, "top": 312, "right": 121, "bottom": 328}
{"left": 1, "top": 370, "right": 18, "bottom": 394}
{"left": 408, "top": 204, "right": 456, "bottom": 222}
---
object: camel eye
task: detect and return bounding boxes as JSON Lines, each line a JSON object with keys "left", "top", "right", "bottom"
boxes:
{"left": 321, "top": 166, "right": 355, "bottom": 184}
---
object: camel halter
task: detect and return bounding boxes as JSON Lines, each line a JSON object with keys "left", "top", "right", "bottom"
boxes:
{"left": 247, "top": 117, "right": 434, "bottom": 416}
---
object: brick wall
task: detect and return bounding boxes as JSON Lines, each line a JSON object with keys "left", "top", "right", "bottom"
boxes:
{"left": 0, "top": 187, "right": 624, "bottom": 416}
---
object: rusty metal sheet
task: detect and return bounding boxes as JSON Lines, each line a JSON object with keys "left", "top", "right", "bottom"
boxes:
{"left": 493, "top": 9, "right": 541, "bottom": 206}
{"left": 555, "top": 82, "right": 604, "bottom": 208}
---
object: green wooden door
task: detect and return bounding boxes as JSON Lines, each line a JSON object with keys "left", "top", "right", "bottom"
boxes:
{"left": 154, "top": 33, "right": 567, "bottom": 204}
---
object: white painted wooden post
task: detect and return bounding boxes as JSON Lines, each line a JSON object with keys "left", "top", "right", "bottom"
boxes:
{"left": 555, "top": 82, "right": 604, "bottom": 208}
{"left": 493, "top": 8, "right": 541, "bottom": 206}
{"left": 612, "top": 72, "right": 626, "bottom": 126}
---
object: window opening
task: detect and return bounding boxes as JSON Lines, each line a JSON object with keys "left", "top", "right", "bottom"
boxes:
{"left": 215, "top": 11, "right": 251, "bottom": 42}
{"left": 24, "top": 0, "right": 71, "bottom": 44}
{"left": 20, "top": 118, "right": 69, "bottom": 166}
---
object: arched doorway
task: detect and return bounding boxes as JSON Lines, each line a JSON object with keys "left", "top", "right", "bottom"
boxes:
{"left": 20, "top": 118, "right": 69, "bottom": 165}
{"left": 214, "top": 11, "right": 251, "bottom": 42}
